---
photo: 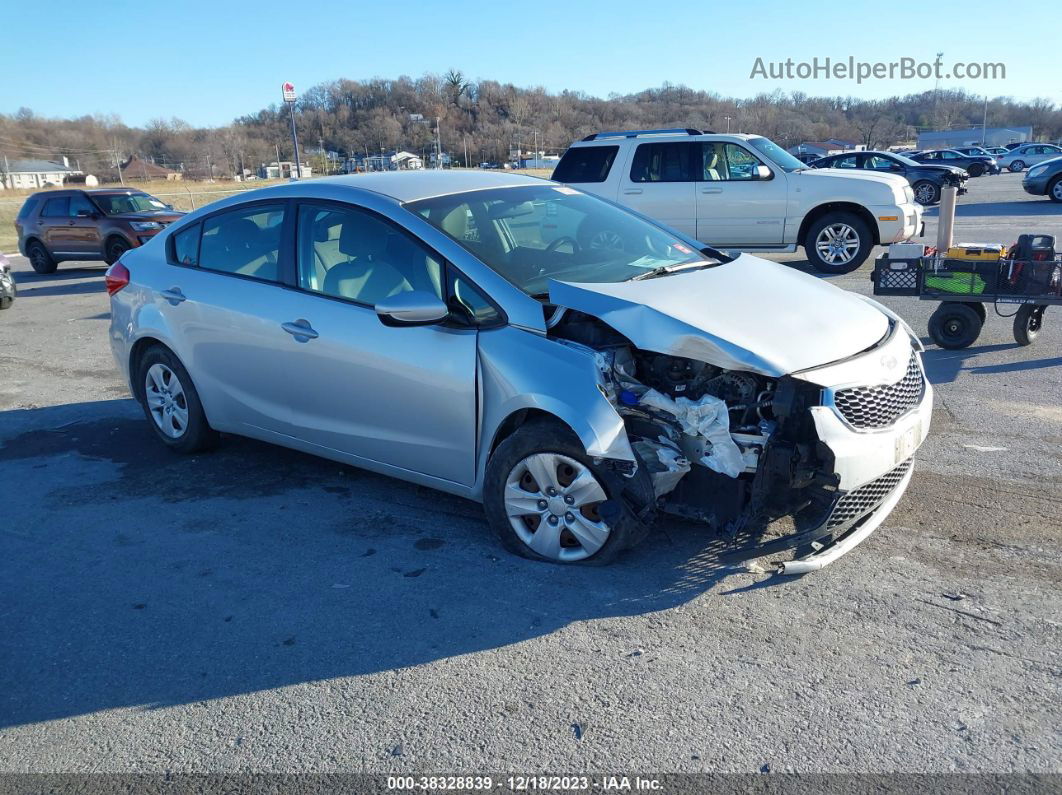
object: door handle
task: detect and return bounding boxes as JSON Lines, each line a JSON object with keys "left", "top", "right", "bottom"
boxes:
{"left": 68, "top": 221, "right": 76, "bottom": 226}
{"left": 622, "top": 188, "right": 643, "bottom": 195}
{"left": 159, "top": 287, "right": 186, "bottom": 305}
{"left": 281, "top": 319, "right": 319, "bottom": 341}
{"left": 700, "top": 187, "right": 723, "bottom": 194}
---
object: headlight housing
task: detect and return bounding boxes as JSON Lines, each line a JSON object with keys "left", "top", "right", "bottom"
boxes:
{"left": 903, "top": 185, "right": 915, "bottom": 204}
{"left": 130, "top": 221, "right": 163, "bottom": 231}
{"left": 1026, "top": 165, "right": 1047, "bottom": 179}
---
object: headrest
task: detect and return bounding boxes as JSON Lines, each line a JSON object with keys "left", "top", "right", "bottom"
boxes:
{"left": 338, "top": 214, "right": 388, "bottom": 260}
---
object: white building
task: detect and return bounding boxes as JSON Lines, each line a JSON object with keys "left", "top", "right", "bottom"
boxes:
{"left": 0, "top": 158, "right": 82, "bottom": 190}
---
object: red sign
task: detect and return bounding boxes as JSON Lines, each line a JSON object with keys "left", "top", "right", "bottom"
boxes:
{"left": 281, "top": 82, "right": 296, "bottom": 103}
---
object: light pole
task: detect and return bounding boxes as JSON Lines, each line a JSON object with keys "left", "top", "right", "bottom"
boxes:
{"left": 281, "top": 82, "right": 302, "bottom": 179}
{"left": 724, "top": 115, "right": 732, "bottom": 133}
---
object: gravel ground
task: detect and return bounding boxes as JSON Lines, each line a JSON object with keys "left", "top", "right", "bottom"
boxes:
{"left": 0, "top": 171, "right": 1059, "bottom": 775}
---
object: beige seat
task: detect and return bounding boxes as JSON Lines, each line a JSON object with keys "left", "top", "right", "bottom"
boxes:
{"left": 321, "top": 215, "right": 411, "bottom": 304}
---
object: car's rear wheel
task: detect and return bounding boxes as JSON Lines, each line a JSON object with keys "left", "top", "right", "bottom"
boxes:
{"left": 928, "top": 302, "right": 983, "bottom": 349}
{"left": 1013, "top": 304, "right": 1046, "bottom": 346}
{"left": 967, "top": 162, "right": 985, "bottom": 177}
{"left": 1048, "top": 176, "right": 1062, "bottom": 203}
{"left": 27, "top": 241, "right": 57, "bottom": 274}
{"left": 804, "top": 212, "right": 872, "bottom": 274}
{"left": 105, "top": 236, "right": 131, "bottom": 265}
{"left": 912, "top": 180, "right": 940, "bottom": 205}
{"left": 1009, "top": 160, "right": 1025, "bottom": 172}
{"left": 136, "top": 346, "right": 219, "bottom": 454}
{"left": 483, "top": 420, "right": 653, "bottom": 564}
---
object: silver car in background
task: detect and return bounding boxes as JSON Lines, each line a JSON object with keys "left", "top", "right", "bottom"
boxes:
{"left": 107, "top": 172, "right": 931, "bottom": 573}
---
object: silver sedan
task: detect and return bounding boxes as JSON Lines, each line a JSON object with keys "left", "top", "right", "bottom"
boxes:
{"left": 107, "top": 171, "right": 931, "bottom": 570}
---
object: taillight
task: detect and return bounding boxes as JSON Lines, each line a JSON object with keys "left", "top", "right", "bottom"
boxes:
{"left": 105, "top": 262, "right": 130, "bottom": 295}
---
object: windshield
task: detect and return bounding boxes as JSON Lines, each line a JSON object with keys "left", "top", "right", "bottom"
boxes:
{"left": 92, "top": 192, "right": 168, "bottom": 215}
{"left": 407, "top": 185, "right": 720, "bottom": 296}
{"left": 746, "top": 136, "right": 807, "bottom": 172}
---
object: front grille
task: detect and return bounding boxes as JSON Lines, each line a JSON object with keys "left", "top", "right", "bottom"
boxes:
{"left": 833, "top": 354, "right": 924, "bottom": 429}
{"left": 827, "top": 458, "right": 913, "bottom": 529}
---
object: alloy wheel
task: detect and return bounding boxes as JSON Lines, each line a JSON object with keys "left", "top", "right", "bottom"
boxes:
{"left": 1051, "top": 180, "right": 1062, "bottom": 201}
{"left": 815, "top": 223, "right": 860, "bottom": 266}
{"left": 144, "top": 363, "right": 189, "bottom": 439}
{"left": 504, "top": 452, "right": 610, "bottom": 562}
{"left": 914, "top": 183, "right": 937, "bottom": 204}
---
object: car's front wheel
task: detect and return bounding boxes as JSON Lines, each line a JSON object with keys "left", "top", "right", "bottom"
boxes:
{"left": 27, "top": 241, "right": 57, "bottom": 274}
{"left": 912, "top": 180, "right": 940, "bottom": 205}
{"left": 804, "top": 212, "right": 872, "bottom": 274}
{"left": 483, "top": 420, "right": 653, "bottom": 564}
{"left": 136, "top": 346, "right": 219, "bottom": 454}
{"left": 1048, "top": 176, "right": 1062, "bottom": 203}
{"left": 1009, "top": 160, "right": 1025, "bottom": 172}
{"left": 105, "top": 236, "right": 131, "bottom": 265}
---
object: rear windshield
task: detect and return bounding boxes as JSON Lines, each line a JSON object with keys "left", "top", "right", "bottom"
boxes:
{"left": 17, "top": 198, "right": 40, "bottom": 221}
{"left": 552, "top": 145, "right": 619, "bottom": 183}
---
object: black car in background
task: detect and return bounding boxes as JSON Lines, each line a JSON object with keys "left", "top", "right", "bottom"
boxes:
{"left": 909, "top": 148, "right": 1000, "bottom": 176}
{"left": 808, "top": 150, "right": 967, "bottom": 205}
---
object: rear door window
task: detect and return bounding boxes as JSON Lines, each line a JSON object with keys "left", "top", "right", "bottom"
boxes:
{"left": 199, "top": 204, "right": 286, "bottom": 282}
{"left": 41, "top": 197, "right": 70, "bottom": 217}
{"left": 551, "top": 146, "right": 619, "bottom": 183}
{"left": 171, "top": 223, "right": 201, "bottom": 266}
{"left": 630, "top": 143, "right": 694, "bottom": 183}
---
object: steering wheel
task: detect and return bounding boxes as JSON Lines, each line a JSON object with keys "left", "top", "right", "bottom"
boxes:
{"left": 545, "top": 236, "right": 580, "bottom": 255}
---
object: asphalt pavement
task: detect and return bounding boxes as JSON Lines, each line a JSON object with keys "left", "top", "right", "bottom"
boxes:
{"left": 0, "top": 171, "right": 1059, "bottom": 775}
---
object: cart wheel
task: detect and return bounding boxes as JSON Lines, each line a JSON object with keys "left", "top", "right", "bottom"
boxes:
{"left": 1013, "top": 304, "right": 1046, "bottom": 346}
{"left": 929, "top": 302, "right": 983, "bottom": 349}
{"left": 970, "top": 303, "right": 986, "bottom": 323}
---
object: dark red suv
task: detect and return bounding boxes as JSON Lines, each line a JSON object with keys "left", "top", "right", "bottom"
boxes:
{"left": 15, "top": 188, "right": 185, "bottom": 273}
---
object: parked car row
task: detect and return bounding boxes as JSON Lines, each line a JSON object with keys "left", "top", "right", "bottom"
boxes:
{"left": 807, "top": 150, "right": 967, "bottom": 206}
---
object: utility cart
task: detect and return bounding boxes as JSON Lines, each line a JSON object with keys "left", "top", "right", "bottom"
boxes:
{"left": 871, "top": 237, "right": 1061, "bottom": 349}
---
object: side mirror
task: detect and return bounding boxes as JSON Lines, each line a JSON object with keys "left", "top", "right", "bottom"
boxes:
{"left": 375, "top": 290, "right": 449, "bottom": 327}
{"left": 165, "top": 204, "right": 174, "bottom": 210}
{"left": 752, "top": 164, "right": 773, "bottom": 180}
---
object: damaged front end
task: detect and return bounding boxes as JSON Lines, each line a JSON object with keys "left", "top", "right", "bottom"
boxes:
{"left": 544, "top": 280, "right": 928, "bottom": 574}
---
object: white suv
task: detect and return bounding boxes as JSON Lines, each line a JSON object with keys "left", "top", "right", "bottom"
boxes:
{"left": 552, "top": 129, "right": 924, "bottom": 274}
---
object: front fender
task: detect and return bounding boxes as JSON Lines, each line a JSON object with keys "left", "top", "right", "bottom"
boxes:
{"left": 474, "top": 326, "right": 634, "bottom": 494}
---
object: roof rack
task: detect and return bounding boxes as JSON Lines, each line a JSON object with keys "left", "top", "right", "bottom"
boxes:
{"left": 581, "top": 128, "right": 711, "bottom": 141}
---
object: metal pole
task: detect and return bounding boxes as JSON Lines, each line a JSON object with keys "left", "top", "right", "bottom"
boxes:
{"left": 937, "top": 185, "right": 958, "bottom": 252}
{"left": 288, "top": 102, "right": 302, "bottom": 179}
{"left": 981, "top": 96, "right": 989, "bottom": 145}
{"left": 435, "top": 117, "right": 442, "bottom": 169}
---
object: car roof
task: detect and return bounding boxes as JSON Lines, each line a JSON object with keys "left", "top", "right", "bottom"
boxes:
{"left": 310, "top": 171, "right": 551, "bottom": 202}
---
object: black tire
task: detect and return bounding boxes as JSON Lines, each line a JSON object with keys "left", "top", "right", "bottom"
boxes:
{"left": 104, "top": 236, "right": 131, "bottom": 266}
{"left": 970, "top": 302, "right": 987, "bottom": 323}
{"left": 1047, "top": 176, "right": 1062, "bottom": 204}
{"left": 803, "top": 212, "right": 873, "bottom": 274}
{"left": 135, "top": 345, "right": 219, "bottom": 454}
{"left": 1013, "top": 304, "right": 1045, "bottom": 346}
{"left": 967, "top": 162, "right": 985, "bottom": 177}
{"left": 1009, "top": 160, "right": 1025, "bottom": 173}
{"left": 483, "top": 418, "right": 654, "bottom": 565}
{"left": 26, "top": 241, "right": 57, "bottom": 274}
{"left": 928, "top": 302, "right": 983, "bottom": 349}
{"left": 912, "top": 180, "right": 940, "bottom": 205}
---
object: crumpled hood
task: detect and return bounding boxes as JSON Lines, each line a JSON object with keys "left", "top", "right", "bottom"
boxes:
{"left": 548, "top": 253, "right": 890, "bottom": 377}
